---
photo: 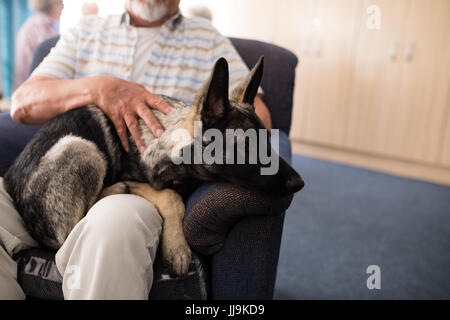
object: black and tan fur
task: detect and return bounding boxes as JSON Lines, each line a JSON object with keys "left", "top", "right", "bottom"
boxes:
{"left": 4, "top": 57, "right": 304, "bottom": 276}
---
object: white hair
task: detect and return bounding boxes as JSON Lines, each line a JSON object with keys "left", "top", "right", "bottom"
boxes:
{"left": 186, "top": 5, "right": 213, "bottom": 22}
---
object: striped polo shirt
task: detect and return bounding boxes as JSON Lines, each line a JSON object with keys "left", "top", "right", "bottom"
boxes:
{"left": 32, "top": 12, "right": 259, "bottom": 105}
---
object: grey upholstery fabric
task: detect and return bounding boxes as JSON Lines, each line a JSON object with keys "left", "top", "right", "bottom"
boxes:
{"left": 14, "top": 249, "right": 208, "bottom": 300}
{"left": 184, "top": 182, "right": 294, "bottom": 256}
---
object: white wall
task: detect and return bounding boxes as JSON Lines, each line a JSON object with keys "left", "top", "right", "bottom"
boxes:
{"left": 60, "top": 0, "right": 126, "bottom": 34}
{"left": 181, "top": 0, "right": 277, "bottom": 43}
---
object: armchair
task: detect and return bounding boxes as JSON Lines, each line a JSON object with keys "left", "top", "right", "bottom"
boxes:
{"left": 0, "top": 36, "right": 299, "bottom": 300}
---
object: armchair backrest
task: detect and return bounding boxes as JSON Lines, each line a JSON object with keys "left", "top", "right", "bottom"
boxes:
{"left": 30, "top": 36, "right": 298, "bottom": 134}
{"left": 229, "top": 38, "right": 298, "bottom": 135}
{"left": 28, "top": 36, "right": 60, "bottom": 77}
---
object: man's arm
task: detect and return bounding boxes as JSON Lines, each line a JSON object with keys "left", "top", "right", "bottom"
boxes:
{"left": 254, "top": 95, "right": 272, "bottom": 130}
{"left": 11, "top": 76, "right": 93, "bottom": 125}
{"left": 12, "top": 18, "right": 172, "bottom": 154}
{"left": 11, "top": 76, "right": 172, "bottom": 153}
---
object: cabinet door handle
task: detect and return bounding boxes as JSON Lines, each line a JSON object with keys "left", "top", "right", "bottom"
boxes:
{"left": 301, "top": 38, "right": 310, "bottom": 56}
{"left": 314, "top": 38, "right": 322, "bottom": 57}
{"left": 405, "top": 42, "right": 415, "bottom": 62}
{"left": 390, "top": 42, "right": 399, "bottom": 61}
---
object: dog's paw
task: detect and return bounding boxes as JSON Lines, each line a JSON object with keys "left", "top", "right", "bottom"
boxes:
{"left": 99, "top": 182, "right": 129, "bottom": 199}
{"left": 162, "top": 233, "right": 192, "bottom": 276}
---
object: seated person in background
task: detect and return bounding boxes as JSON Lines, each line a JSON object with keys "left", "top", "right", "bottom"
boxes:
{"left": 1, "top": 0, "right": 272, "bottom": 300}
{"left": 82, "top": 1, "right": 99, "bottom": 17}
{"left": 186, "top": 5, "right": 213, "bottom": 22}
{"left": 13, "top": 0, "right": 63, "bottom": 91}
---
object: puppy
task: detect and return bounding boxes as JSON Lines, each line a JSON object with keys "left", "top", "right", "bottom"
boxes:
{"left": 4, "top": 57, "right": 304, "bottom": 275}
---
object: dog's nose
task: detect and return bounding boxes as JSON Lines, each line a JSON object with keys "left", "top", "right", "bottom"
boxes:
{"left": 286, "top": 175, "right": 304, "bottom": 194}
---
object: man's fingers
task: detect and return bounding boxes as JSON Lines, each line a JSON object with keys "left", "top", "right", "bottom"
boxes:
{"left": 145, "top": 93, "right": 173, "bottom": 114}
{"left": 124, "top": 112, "right": 146, "bottom": 154}
{"left": 112, "top": 117, "right": 129, "bottom": 152}
{"left": 137, "top": 104, "right": 165, "bottom": 138}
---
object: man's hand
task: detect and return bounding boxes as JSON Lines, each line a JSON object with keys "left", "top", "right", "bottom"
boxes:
{"left": 12, "top": 75, "right": 172, "bottom": 154}
{"left": 91, "top": 76, "right": 173, "bottom": 153}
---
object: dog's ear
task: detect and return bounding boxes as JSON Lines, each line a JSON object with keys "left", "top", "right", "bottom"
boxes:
{"left": 230, "top": 56, "right": 264, "bottom": 105}
{"left": 194, "top": 57, "right": 230, "bottom": 127}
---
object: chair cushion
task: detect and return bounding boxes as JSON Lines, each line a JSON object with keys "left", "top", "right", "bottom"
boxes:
{"left": 14, "top": 248, "right": 208, "bottom": 300}
{"left": 13, "top": 249, "right": 63, "bottom": 300}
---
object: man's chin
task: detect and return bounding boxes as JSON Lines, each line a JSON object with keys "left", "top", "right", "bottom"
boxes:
{"left": 128, "top": 0, "right": 169, "bottom": 24}
{"left": 129, "top": 12, "right": 168, "bottom": 27}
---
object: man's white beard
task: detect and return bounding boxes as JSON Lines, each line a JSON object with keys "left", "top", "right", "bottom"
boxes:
{"left": 128, "top": 0, "right": 168, "bottom": 23}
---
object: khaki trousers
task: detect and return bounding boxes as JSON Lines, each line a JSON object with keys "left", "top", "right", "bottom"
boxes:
{"left": 0, "top": 177, "right": 162, "bottom": 300}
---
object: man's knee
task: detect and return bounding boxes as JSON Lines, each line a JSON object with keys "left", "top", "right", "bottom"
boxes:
{"left": 85, "top": 194, "right": 163, "bottom": 247}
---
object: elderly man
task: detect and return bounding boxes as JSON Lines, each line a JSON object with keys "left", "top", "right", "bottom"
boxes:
{"left": 0, "top": 0, "right": 272, "bottom": 299}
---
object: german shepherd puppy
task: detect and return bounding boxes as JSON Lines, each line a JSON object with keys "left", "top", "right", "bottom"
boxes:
{"left": 4, "top": 57, "right": 304, "bottom": 276}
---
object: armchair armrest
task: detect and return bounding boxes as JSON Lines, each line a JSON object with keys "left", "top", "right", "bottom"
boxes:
{"left": 183, "top": 131, "right": 295, "bottom": 299}
{"left": 183, "top": 130, "right": 294, "bottom": 256}
{"left": 184, "top": 183, "right": 293, "bottom": 255}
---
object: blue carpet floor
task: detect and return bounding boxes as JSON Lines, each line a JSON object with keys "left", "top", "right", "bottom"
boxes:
{"left": 274, "top": 154, "right": 450, "bottom": 300}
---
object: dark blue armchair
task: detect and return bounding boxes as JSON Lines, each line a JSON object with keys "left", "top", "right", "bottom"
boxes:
{"left": 0, "top": 36, "right": 299, "bottom": 300}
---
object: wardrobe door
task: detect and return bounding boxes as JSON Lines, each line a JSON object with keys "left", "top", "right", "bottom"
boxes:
{"left": 279, "top": 0, "right": 361, "bottom": 146}
{"left": 273, "top": 0, "right": 317, "bottom": 140}
{"left": 345, "top": 0, "right": 409, "bottom": 157}
{"left": 346, "top": 0, "right": 450, "bottom": 163}
{"left": 397, "top": 0, "right": 450, "bottom": 163}
{"left": 439, "top": 104, "right": 450, "bottom": 167}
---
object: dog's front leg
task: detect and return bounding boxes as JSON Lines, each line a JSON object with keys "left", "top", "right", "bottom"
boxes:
{"left": 122, "top": 181, "right": 192, "bottom": 276}
{"left": 98, "top": 182, "right": 130, "bottom": 200}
